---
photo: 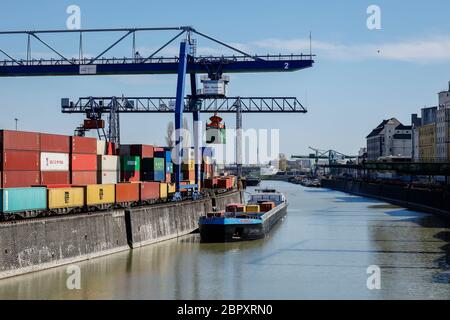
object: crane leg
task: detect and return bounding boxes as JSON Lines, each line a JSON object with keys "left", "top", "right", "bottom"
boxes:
{"left": 174, "top": 40, "right": 189, "bottom": 200}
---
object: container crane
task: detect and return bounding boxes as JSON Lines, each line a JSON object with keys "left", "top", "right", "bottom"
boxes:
{"left": 291, "top": 147, "right": 356, "bottom": 176}
{"left": 0, "top": 26, "right": 315, "bottom": 198}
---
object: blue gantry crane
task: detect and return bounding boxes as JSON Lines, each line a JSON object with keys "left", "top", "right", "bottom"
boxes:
{"left": 0, "top": 26, "right": 314, "bottom": 198}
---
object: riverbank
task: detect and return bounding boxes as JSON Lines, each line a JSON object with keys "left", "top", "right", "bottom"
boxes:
{"left": 0, "top": 191, "right": 241, "bottom": 280}
{"left": 321, "top": 179, "right": 450, "bottom": 218}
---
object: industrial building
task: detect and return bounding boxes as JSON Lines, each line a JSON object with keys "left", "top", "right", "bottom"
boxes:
{"left": 366, "top": 118, "right": 412, "bottom": 160}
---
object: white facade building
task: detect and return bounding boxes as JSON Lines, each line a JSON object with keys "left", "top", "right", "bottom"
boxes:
{"left": 366, "top": 118, "right": 412, "bottom": 160}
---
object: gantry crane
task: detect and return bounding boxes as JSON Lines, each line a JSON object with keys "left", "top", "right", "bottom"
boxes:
{"left": 292, "top": 147, "right": 356, "bottom": 176}
{"left": 0, "top": 26, "right": 314, "bottom": 198}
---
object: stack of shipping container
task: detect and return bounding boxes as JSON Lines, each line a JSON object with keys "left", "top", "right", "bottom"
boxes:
{"left": 70, "top": 136, "right": 97, "bottom": 185}
{"left": 0, "top": 129, "right": 232, "bottom": 196}
{"left": 97, "top": 140, "right": 120, "bottom": 184}
{"left": 0, "top": 130, "right": 40, "bottom": 188}
{"left": 40, "top": 133, "right": 70, "bottom": 185}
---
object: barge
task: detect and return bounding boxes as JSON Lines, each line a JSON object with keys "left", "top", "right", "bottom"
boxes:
{"left": 198, "top": 188, "right": 287, "bottom": 242}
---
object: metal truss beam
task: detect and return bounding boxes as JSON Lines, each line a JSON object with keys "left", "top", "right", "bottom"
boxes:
{"left": 0, "top": 26, "right": 314, "bottom": 77}
{"left": 61, "top": 96, "right": 308, "bottom": 113}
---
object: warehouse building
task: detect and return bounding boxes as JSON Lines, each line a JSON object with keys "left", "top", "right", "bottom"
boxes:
{"left": 366, "top": 118, "right": 412, "bottom": 160}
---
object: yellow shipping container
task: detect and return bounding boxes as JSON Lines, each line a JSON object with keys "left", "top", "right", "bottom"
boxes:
{"left": 168, "top": 183, "right": 176, "bottom": 194}
{"left": 48, "top": 187, "right": 84, "bottom": 209}
{"left": 245, "top": 205, "right": 260, "bottom": 213}
{"left": 85, "top": 184, "right": 115, "bottom": 205}
{"left": 160, "top": 183, "right": 168, "bottom": 198}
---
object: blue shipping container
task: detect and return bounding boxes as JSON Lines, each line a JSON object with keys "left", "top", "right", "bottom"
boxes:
{"left": 142, "top": 171, "right": 165, "bottom": 182}
{"left": 0, "top": 187, "right": 47, "bottom": 213}
{"left": 155, "top": 150, "right": 172, "bottom": 161}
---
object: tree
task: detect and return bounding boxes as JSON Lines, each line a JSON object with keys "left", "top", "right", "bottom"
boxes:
{"left": 278, "top": 153, "right": 288, "bottom": 171}
{"left": 166, "top": 121, "right": 174, "bottom": 148}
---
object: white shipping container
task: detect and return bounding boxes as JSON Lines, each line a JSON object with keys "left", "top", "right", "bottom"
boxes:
{"left": 40, "top": 152, "right": 69, "bottom": 172}
{"left": 97, "top": 140, "right": 106, "bottom": 155}
{"left": 97, "top": 171, "right": 119, "bottom": 184}
{"left": 97, "top": 155, "right": 120, "bottom": 171}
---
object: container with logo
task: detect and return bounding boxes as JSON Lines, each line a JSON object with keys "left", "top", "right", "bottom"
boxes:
{"left": 82, "top": 184, "right": 115, "bottom": 206}
{"left": 121, "top": 156, "right": 140, "bottom": 172}
{"left": 0, "top": 187, "right": 47, "bottom": 213}
{"left": 120, "top": 156, "right": 140, "bottom": 182}
{"left": 47, "top": 187, "right": 84, "bottom": 210}
{"left": 40, "top": 152, "right": 69, "bottom": 171}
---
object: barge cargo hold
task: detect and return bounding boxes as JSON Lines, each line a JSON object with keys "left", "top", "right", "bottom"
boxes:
{"left": 199, "top": 189, "right": 287, "bottom": 242}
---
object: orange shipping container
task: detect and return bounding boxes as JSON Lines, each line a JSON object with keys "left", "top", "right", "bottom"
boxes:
{"left": 115, "top": 183, "right": 140, "bottom": 203}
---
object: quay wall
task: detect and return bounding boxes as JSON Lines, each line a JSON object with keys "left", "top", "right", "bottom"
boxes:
{"left": 321, "top": 179, "right": 450, "bottom": 218}
{"left": 0, "top": 191, "right": 242, "bottom": 279}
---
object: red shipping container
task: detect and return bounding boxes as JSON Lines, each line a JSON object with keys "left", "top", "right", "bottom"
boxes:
{"left": 165, "top": 173, "right": 171, "bottom": 183}
{"left": 0, "top": 130, "right": 40, "bottom": 151}
{"left": 106, "top": 142, "right": 117, "bottom": 155}
{"left": 121, "top": 170, "right": 140, "bottom": 182}
{"left": 34, "top": 184, "right": 72, "bottom": 188}
{"left": 83, "top": 119, "right": 105, "bottom": 129}
{"left": 217, "top": 177, "right": 232, "bottom": 189}
{"left": 183, "top": 170, "right": 195, "bottom": 181}
{"left": 260, "top": 201, "right": 276, "bottom": 212}
{"left": 119, "top": 144, "right": 153, "bottom": 158}
{"left": 1, "top": 150, "right": 40, "bottom": 171}
{"left": 2, "top": 171, "right": 40, "bottom": 188}
{"left": 71, "top": 154, "right": 97, "bottom": 171}
{"left": 71, "top": 136, "right": 97, "bottom": 154}
{"left": 153, "top": 147, "right": 164, "bottom": 153}
{"left": 40, "top": 133, "right": 70, "bottom": 153}
{"left": 139, "top": 181, "right": 160, "bottom": 201}
{"left": 40, "top": 171, "right": 70, "bottom": 185}
{"left": 71, "top": 171, "right": 97, "bottom": 185}
{"left": 115, "top": 183, "right": 140, "bottom": 203}
{"left": 203, "top": 178, "right": 218, "bottom": 188}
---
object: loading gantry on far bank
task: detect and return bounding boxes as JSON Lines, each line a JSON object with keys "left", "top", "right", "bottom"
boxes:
{"left": 0, "top": 26, "right": 315, "bottom": 198}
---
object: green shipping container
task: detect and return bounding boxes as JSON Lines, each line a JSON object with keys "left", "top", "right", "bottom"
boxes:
{"left": 142, "top": 158, "right": 165, "bottom": 172}
{"left": 121, "top": 156, "right": 140, "bottom": 172}
{"left": 0, "top": 188, "right": 47, "bottom": 213}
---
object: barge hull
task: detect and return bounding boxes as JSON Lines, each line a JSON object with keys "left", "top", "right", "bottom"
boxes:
{"left": 199, "top": 203, "right": 287, "bottom": 243}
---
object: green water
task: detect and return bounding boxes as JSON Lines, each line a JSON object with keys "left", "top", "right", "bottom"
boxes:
{"left": 0, "top": 181, "right": 449, "bottom": 299}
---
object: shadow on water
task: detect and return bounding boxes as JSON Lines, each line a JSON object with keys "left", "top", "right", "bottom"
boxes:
{"left": 334, "top": 196, "right": 380, "bottom": 203}
{"left": 376, "top": 204, "right": 450, "bottom": 285}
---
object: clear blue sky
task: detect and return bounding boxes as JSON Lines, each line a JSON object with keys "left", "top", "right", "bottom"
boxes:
{"left": 1, "top": 0, "right": 449, "bottom": 156}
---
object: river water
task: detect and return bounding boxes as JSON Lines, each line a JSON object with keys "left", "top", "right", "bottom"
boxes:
{"left": 0, "top": 181, "right": 449, "bottom": 299}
